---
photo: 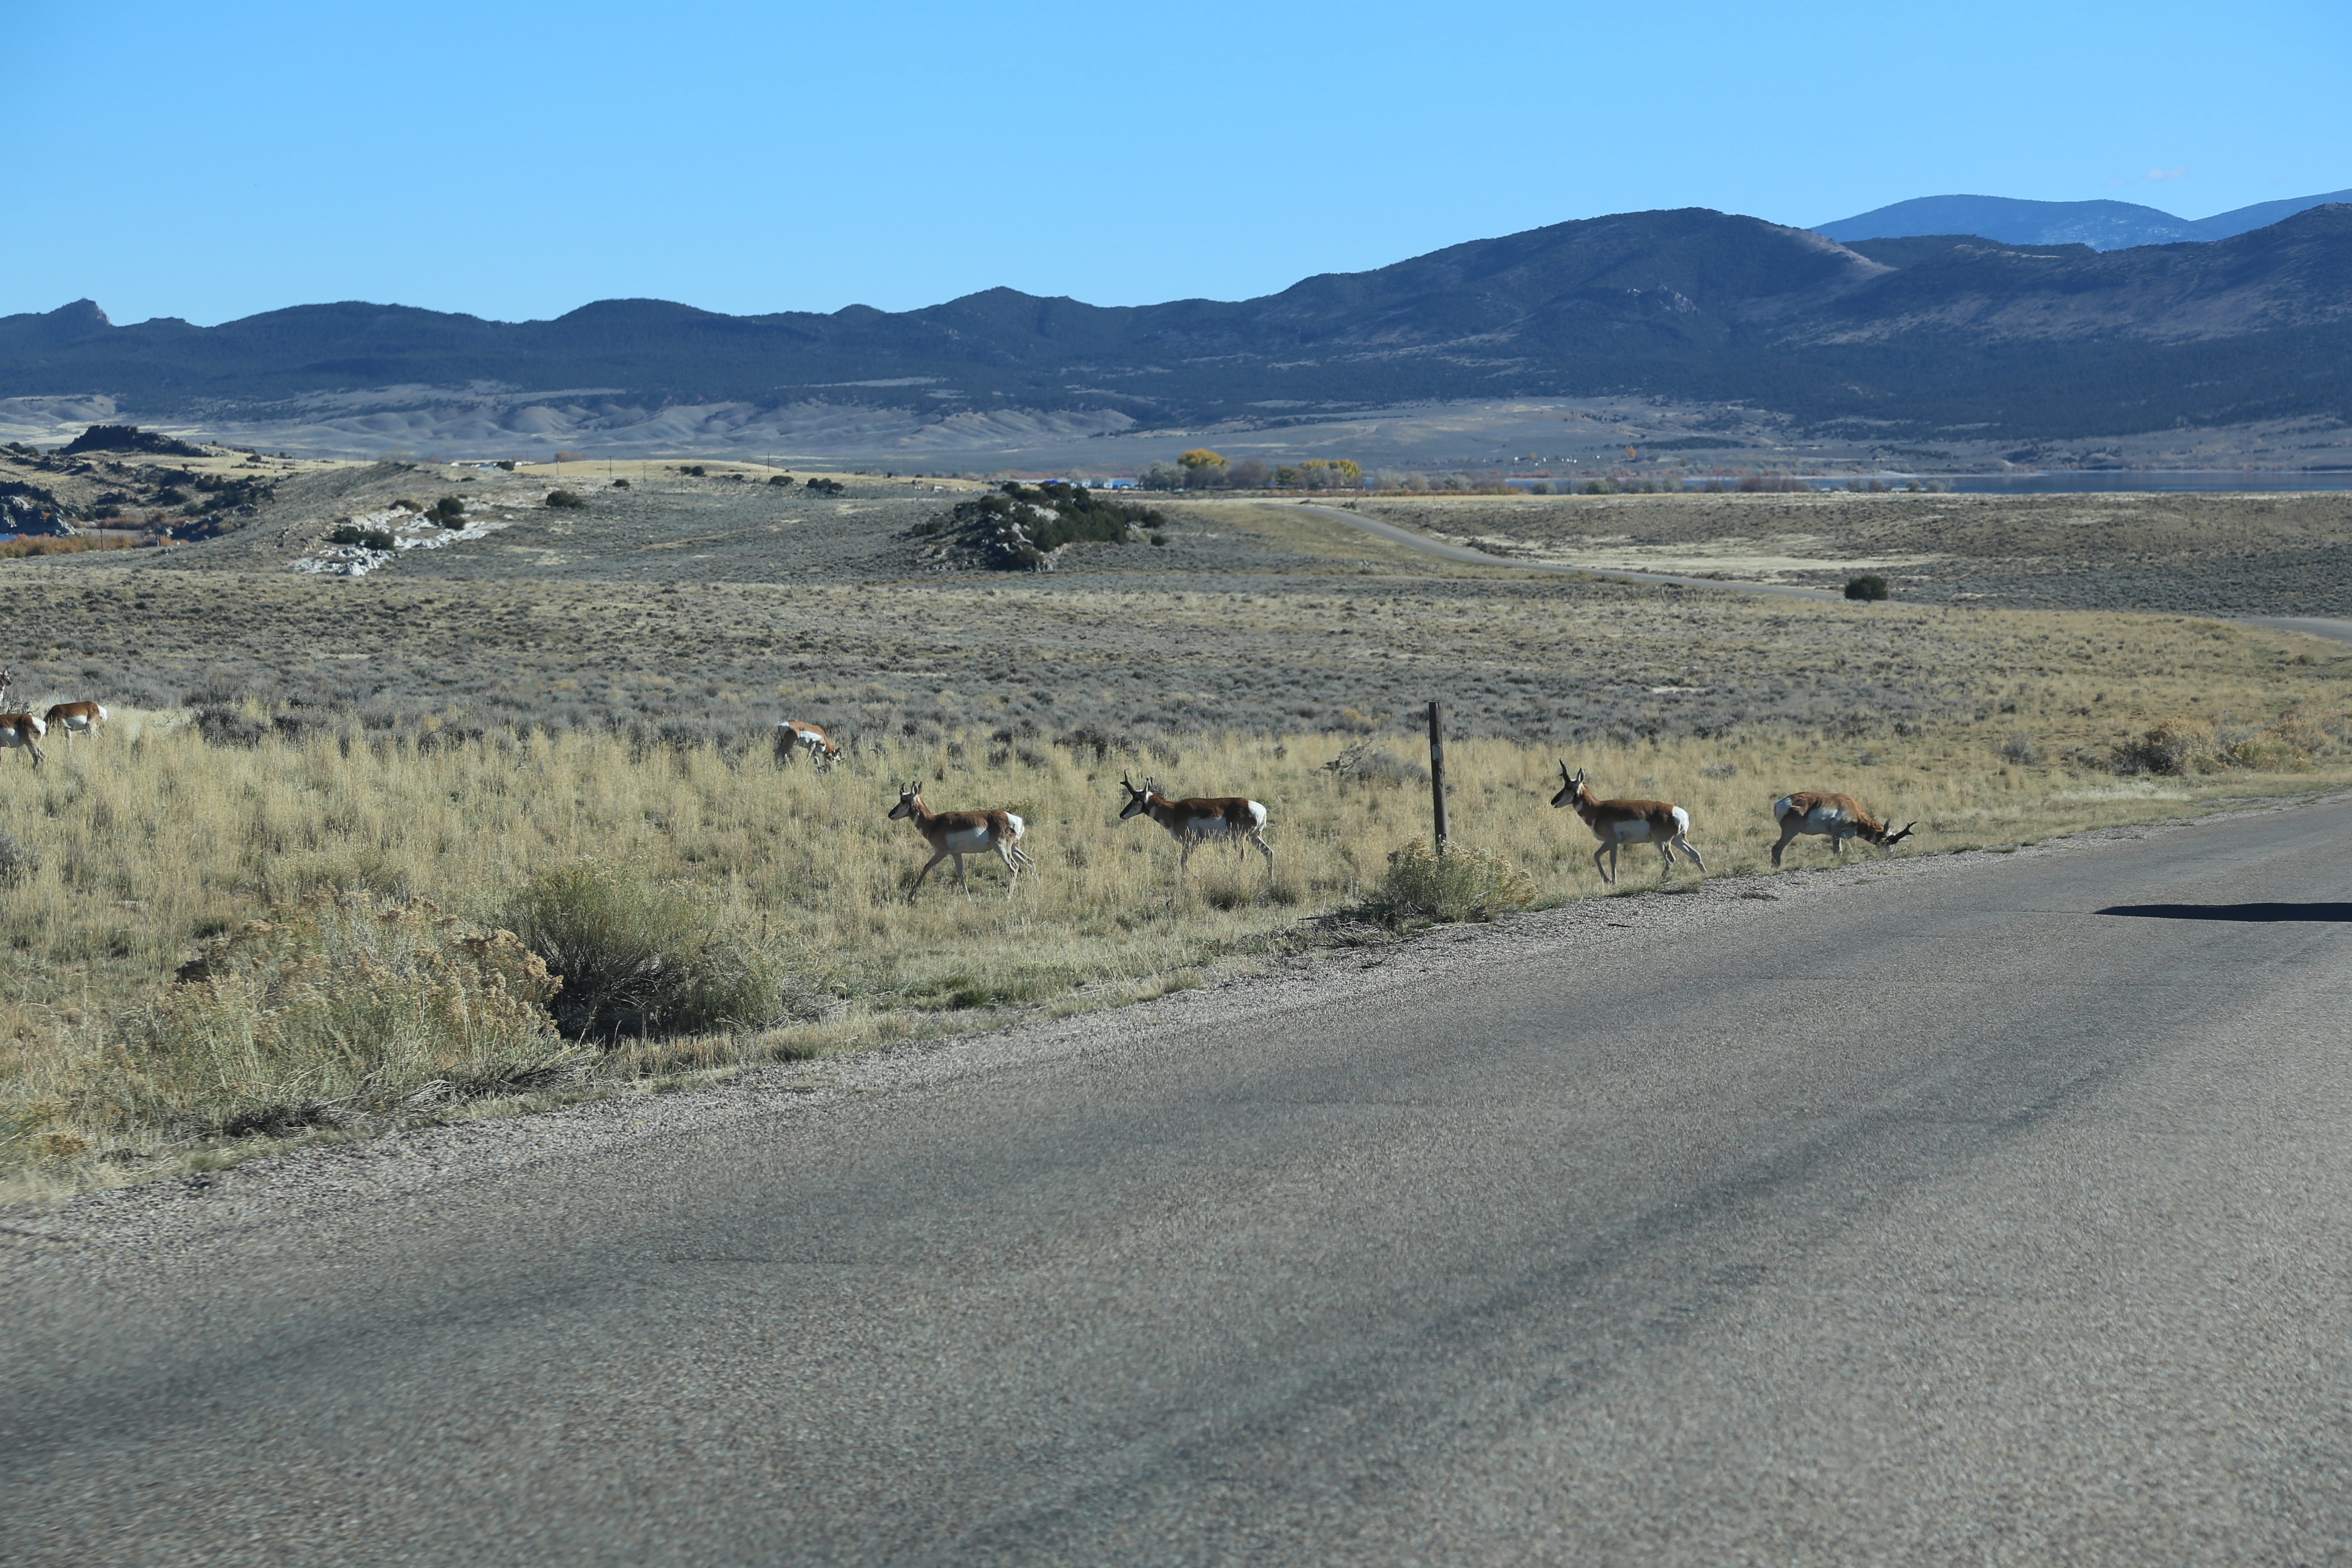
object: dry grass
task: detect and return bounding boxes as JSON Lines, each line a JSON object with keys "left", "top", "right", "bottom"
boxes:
{"left": 4, "top": 478, "right": 2350, "bottom": 1200}
{"left": 4, "top": 685, "right": 2347, "bottom": 1197}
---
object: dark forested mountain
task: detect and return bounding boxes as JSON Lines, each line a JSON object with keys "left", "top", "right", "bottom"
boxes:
{"left": 8, "top": 204, "right": 2352, "bottom": 443}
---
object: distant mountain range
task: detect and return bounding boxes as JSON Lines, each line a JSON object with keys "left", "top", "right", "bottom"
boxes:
{"left": 1815, "top": 188, "right": 2352, "bottom": 251}
{"left": 6, "top": 201, "right": 2352, "bottom": 445}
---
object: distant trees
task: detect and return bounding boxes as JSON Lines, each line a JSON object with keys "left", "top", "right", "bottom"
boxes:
{"left": 1145, "top": 451, "right": 1366, "bottom": 492}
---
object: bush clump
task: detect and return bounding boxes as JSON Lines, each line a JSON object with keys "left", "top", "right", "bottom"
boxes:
{"left": 499, "top": 861, "right": 789, "bottom": 1040}
{"left": 544, "top": 490, "right": 588, "bottom": 510}
{"left": 328, "top": 525, "right": 396, "bottom": 549}
{"left": 1844, "top": 574, "right": 1889, "bottom": 601}
{"left": 96, "top": 892, "right": 582, "bottom": 1139}
{"left": 803, "top": 476, "right": 845, "bottom": 496}
{"left": 1366, "top": 838, "right": 1536, "bottom": 926}
{"left": 2110, "top": 714, "right": 2322, "bottom": 776}
{"left": 427, "top": 495, "right": 467, "bottom": 525}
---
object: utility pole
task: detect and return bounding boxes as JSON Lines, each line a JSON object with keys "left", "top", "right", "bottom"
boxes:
{"left": 1427, "top": 700, "right": 1449, "bottom": 853}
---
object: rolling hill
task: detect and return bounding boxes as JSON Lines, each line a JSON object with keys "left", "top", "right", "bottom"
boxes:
{"left": 6, "top": 204, "right": 2352, "bottom": 446}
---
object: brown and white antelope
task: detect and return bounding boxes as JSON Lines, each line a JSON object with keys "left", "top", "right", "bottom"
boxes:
{"left": 776, "top": 719, "right": 841, "bottom": 767}
{"left": 1116, "top": 774, "right": 1272, "bottom": 874}
{"left": 43, "top": 701, "right": 107, "bottom": 745}
{"left": 1551, "top": 764, "right": 1706, "bottom": 883}
{"left": 0, "top": 710, "right": 45, "bottom": 769}
{"left": 1769, "top": 792, "right": 1916, "bottom": 868}
{"left": 888, "top": 782, "right": 1031, "bottom": 900}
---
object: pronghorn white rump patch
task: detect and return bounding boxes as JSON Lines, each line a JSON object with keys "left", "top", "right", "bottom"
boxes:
{"left": 1671, "top": 805, "right": 1692, "bottom": 835}
{"left": 1004, "top": 814, "right": 1026, "bottom": 839}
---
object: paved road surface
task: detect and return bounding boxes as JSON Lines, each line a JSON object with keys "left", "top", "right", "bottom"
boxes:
{"left": 7, "top": 799, "right": 2352, "bottom": 1565}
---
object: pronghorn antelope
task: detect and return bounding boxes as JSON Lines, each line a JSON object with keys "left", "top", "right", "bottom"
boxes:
{"left": 775, "top": 719, "right": 841, "bottom": 767}
{"left": 1769, "top": 792, "right": 1916, "bottom": 868}
{"left": 1551, "top": 764, "right": 1706, "bottom": 884}
{"left": 0, "top": 710, "right": 45, "bottom": 769}
{"left": 43, "top": 701, "right": 107, "bottom": 744}
{"left": 1116, "top": 774, "right": 1272, "bottom": 874}
{"left": 888, "top": 782, "right": 1031, "bottom": 900}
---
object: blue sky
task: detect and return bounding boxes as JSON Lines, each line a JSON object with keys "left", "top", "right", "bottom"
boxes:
{"left": 12, "top": 0, "right": 2348, "bottom": 326}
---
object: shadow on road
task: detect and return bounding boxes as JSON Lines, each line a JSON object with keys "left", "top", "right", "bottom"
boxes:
{"left": 2099, "top": 902, "right": 2352, "bottom": 922}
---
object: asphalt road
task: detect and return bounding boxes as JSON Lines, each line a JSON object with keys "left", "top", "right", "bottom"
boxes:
{"left": 8, "top": 798, "right": 2352, "bottom": 1565}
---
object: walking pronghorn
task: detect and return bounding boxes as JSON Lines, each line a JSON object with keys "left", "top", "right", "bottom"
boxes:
{"left": 43, "top": 701, "right": 107, "bottom": 745}
{"left": 0, "top": 710, "right": 45, "bottom": 769}
{"left": 775, "top": 719, "right": 841, "bottom": 767}
{"left": 1116, "top": 774, "right": 1272, "bottom": 876}
{"left": 888, "top": 782, "right": 1031, "bottom": 900}
{"left": 1768, "top": 792, "right": 1915, "bottom": 868}
{"left": 1551, "top": 764, "right": 1706, "bottom": 884}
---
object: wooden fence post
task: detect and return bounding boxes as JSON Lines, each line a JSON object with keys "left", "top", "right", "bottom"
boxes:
{"left": 1427, "top": 700, "right": 1449, "bottom": 852}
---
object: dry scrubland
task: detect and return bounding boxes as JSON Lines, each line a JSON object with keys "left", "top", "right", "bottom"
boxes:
{"left": 2, "top": 465, "right": 2349, "bottom": 1196}
{"left": 1366, "top": 489, "right": 2352, "bottom": 616}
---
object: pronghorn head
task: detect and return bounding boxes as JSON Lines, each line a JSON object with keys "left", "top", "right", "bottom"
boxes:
{"left": 1550, "top": 763, "right": 1591, "bottom": 811}
{"left": 1117, "top": 773, "right": 1156, "bottom": 820}
{"left": 888, "top": 781, "right": 923, "bottom": 820}
{"left": 1872, "top": 818, "right": 1919, "bottom": 850}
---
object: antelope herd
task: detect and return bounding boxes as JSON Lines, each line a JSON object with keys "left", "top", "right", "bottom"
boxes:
{"left": 797, "top": 709, "right": 1914, "bottom": 897}
{"left": 0, "top": 668, "right": 108, "bottom": 770}
{"left": 0, "top": 687, "right": 1921, "bottom": 897}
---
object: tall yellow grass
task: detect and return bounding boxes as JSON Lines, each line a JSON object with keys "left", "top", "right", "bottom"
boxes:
{"left": 3, "top": 710, "right": 2346, "bottom": 1192}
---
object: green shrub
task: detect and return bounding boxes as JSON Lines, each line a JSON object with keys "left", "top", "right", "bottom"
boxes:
{"left": 427, "top": 495, "right": 467, "bottom": 524}
{"left": 1366, "top": 838, "right": 1536, "bottom": 925}
{"left": 499, "top": 861, "right": 789, "bottom": 1039}
{"left": 328, "top": 525, "right": 396, "bottom": 549}
{"left": 93, "top": 892, "right": 581, "bottom": 1139}
{"left": 545, "top": 489, "right": 588, "bottom": 510}
{"left": 1844, "top": 574, "right": 1889, "bottom": 601}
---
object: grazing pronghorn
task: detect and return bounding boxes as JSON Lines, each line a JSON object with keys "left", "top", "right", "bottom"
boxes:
{"left": 775, "top": 719, "right": 841, "bottom": 767}
{"left": 1769, "top": 792, "right": 1917, "bottom": 868}
{"left": 1551, "top": 763, "right": 1706, "bottom": 883}
{"left": 888, "top": 781, "right": 1031, "bottom": 900}
{"left": 43, "top": 701, "right": 107, "bottom": 745}
{"left": 1116, "top": 774, "right": 1272, "bottom": 875}
{"left": 0, "top": 710, "right": 45, "bottom": 769}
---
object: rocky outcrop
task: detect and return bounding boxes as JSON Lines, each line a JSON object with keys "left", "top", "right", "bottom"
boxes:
{"left": 61, "top": 423, "right": 207, "bottom": 458}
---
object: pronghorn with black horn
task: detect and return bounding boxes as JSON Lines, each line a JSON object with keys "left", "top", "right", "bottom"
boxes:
{"left": 1116, "top": 774, "right": 1273, "bottom": 876}
{"left": 1768, "top": 792, "right": 1916, "bottom": 868}
{"left": 43, "top": 700, "right": 108, "bottom": 745}
{"left": 775, "top": 719, "right": 841, "bottom": 768}
{"left": 888, "top": 781, "right": 1031, "bottom": 900}
{"left": 0, "top": 708, "right": 45, "bottom": 769}
{"left": 1550, "top": 763, "right": 1706, "bottom": 884}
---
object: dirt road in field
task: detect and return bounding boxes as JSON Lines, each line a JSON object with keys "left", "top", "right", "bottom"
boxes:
{"left": 9, "top": 796, "right": 2352, "bottom": 1565}
{"left": 1293, "top": 501, "right": 1850, "bottom": 599}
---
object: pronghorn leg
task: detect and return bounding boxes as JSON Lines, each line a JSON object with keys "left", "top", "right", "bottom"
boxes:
{"left": 953, "top": 852, "right": 970, "bottom": 890}
{"left": 1592, "top": 842, "right": 1614, "bottom": 885}
{"left": 1680, "top": 836, "right": 1707, "bottom": 874}
{"left": 995, "top": 842, "right": 1023, "bottom": 890}
{"left": 909, "top": 849, "right": 951, "bottom": 900}
{"left": 1250, "top": 829, "right": 1273, "bottom": 871}
{"left": 1770, "top": 825, "right": 1799, "bottom": 868}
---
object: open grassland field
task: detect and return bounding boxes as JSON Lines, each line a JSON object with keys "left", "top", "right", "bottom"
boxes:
{"left": 1362, "top": 490, "right": 2352, "bottom": 616}
{"left": 2, "top": 464, "right": 2349, "bottom": 1197}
